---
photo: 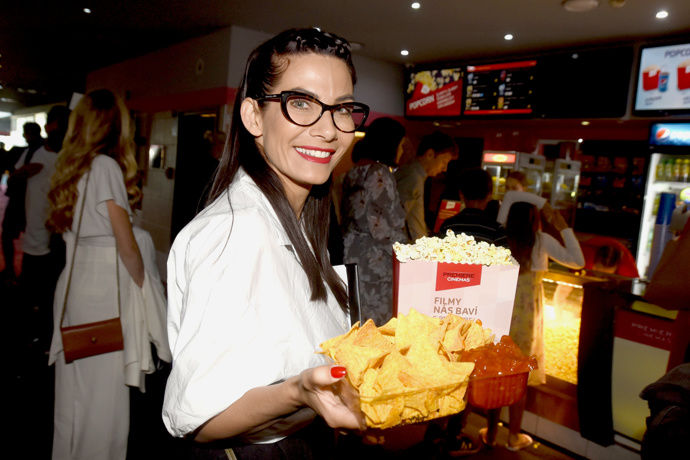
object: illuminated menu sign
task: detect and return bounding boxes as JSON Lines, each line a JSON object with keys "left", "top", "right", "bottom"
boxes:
{"left": 483, "top": 152, "right": 517, "bottom": 164}
{"left": 464, "top": 60, "right": 536, "bottom": 115}
{"left": 405, "top": 68, "right": 464, "bottom": 117}
{"left": 649, "top": 123, "right": 690, "bottom": 147}
{"left": 635, "top": 43, "right": 690, "bottom": 114}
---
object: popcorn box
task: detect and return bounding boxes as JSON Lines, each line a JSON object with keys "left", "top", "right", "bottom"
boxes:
{"left": 392, "top": 256, "right": 519, "bottom": 339}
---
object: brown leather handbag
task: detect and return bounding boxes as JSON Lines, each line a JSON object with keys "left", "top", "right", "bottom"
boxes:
{"left": 60, "top": 171, "right": 124, "bottom": 364}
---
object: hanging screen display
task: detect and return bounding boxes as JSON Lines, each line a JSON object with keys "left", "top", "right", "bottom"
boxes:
{"left": 464, "top": 60, "right": 537, "bottom": 116}
{"left": 405, "top": 67, "right": 464, "bottom": 118}
{"left": 634, "top": 42, "right": 690, "bottom": 115}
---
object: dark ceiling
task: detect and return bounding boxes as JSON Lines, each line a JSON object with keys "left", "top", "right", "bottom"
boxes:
{"left": 1, "top": 0, "right": 690, "bottom": 113}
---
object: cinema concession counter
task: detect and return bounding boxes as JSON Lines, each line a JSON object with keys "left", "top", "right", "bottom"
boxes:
{"left": 524, "top": 267, "right": 690, "bottom": 453}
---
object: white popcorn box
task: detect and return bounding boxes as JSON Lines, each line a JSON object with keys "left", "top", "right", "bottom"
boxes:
{"left": 392, "top": 256, "right": 520, "bottom": 339}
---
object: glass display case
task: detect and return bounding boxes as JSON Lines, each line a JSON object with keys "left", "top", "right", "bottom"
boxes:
{"left": 481, "top": 150, "right": 518, "bottom": 200}
{"left": 542, "top": 271, "right": 585, "bottom": 385}
{"left": 551, "top": 159, "right": 581, "bottom": 209}
{"left": 517, "top": 153, "right": 546, "bottom": 196}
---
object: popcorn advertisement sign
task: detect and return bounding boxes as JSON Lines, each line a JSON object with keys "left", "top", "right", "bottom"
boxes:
{"left": 392, "top": 232, "right": 519, "bottom": 340}
{"left": 405, "top": 68, "right": 464, "bottom": 117}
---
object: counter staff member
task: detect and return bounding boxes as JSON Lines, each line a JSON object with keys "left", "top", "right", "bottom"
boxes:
{"left": 162, "top": 28, "right": 368, "bottom": 459}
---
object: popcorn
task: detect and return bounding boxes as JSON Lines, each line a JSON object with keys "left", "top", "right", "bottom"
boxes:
{"left": 393, "top": 230, "right": 515, "bottom": 266}
{"left": 407, "top": 69, "right": 463, "bottom": 94}
{"left": 544, "top": 317, "right": 580, "bottom": 384}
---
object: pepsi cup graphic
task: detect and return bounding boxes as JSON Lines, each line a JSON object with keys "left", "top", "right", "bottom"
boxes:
{"left": 659, "top": 69, "right": 669, "bottom": 92}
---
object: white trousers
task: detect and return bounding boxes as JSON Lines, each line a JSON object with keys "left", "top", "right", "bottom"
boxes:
{"left": 52, "top": 350, "right": 129, "bottom": 460}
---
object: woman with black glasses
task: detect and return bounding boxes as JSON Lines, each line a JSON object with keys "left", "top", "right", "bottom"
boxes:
{"left": 162, "top": 29, "right": 368, "bottom": 458}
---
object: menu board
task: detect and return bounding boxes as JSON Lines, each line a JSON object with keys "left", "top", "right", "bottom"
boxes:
{"left": 405, "top": 67, "right": 464, "bottom": 117}
{"left": 464, "top": 60, "right": 536, "bottom": 116}
{"left": 634, "top": 42, "right": 690, "bottom": 115}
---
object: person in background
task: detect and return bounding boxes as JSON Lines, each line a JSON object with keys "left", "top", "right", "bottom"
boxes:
{"left": 16, "top": 106, "right": 70, "bottom": 347}
{"left": 479, "top": 201, "right": 585, "bottom": 451}
{"left": 0, "top": 141, "right": 10, "bottom": 173}
{"left": 341, "top": 117, "right": 407, "bottom": 326}
{"left": 484, "top": 170, "right": 528, "bottom": 221}
{"left": 162, "top": 29, "right": 367, "bottom": 459}
{"left": 1, "top": 122, "right": 44, "bottom": 282}
{"left": 506, "top": 170, "right": 528, "bottom": 192}
{"left": 395, "top": 131, "right": 458, "bottom": 242}
{"left": 439, "top": 167, "right": 508, "bottom": 247}
{"left": 48, "top": 89, "right": 170, "bottom": 460}
{"left": 440, "top": 167, "right": 509, "bottom": 456}
{"left": 592, "top": 244, "right": 622, "bottom": 274}
{"left": 580, "top": 236, "right": 639, "bottom": 278}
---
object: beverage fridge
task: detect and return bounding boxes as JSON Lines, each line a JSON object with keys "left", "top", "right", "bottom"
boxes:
{"left": 636, "top": 122, "right": 690, "bottom": 278}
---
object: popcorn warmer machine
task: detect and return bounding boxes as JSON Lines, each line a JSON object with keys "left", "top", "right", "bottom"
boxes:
{"left": 531, "top": 269, "right": 686, "bottom": 451}
{"left": 524, "top": 268, "right": 613, "bottom": 442}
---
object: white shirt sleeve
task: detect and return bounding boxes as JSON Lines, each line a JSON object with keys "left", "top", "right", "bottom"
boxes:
{"left": 533, "top": 228, "right": 585, "bottom": 271}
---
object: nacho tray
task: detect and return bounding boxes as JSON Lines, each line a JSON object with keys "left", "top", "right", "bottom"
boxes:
{"left": 357, "top": 378, "right": 470, "bottom": 427}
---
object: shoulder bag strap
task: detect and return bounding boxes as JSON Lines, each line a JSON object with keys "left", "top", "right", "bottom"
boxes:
{"left": 59, "top": 171, "right": 121, "bottom": 328}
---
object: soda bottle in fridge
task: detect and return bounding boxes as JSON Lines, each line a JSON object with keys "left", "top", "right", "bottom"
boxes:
{"left": 664, "top": 159, "right": 674, "bottom": 181}
{"left": 673, "top": 158, "right": 683, "bottom": 182}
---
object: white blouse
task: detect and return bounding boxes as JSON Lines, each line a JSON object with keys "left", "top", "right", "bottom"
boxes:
{"left": 162, "top": 169, "right": 349, "bottom": 443}
{"left": 532, "top": 228, "right": 585, "bottom": 272}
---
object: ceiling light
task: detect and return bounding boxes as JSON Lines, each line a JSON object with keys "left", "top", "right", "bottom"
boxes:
{"left": 504, "top": 34, "right": 514, "bottom": 41}
{"left": 83, "top": 8, "right": 91, "bottom": 14}
{"left": 609, "top": 0, "right": 626, "bottom": 8}
{"left": 0, "top": 111, "right": 12, "bottom": 118}
{"left": 578, "top": 138, "right": 584, "bottom": 143}
{"left": 581, "top": 121, "right": 590, "bottom": 126}
{"left": 562, "top": 0, "right": 599, "bottom": 12}
{"left": 400, "top": 50, "right": 409, "bottom": 56}
{"left": 411, "top": 2, "right": 421, "bottom": 9}
{"left": 350, "top": 42, "right": 364, "bottom": 52}
{"left": 656, "top": 10, "right": 668, "bottom": 19}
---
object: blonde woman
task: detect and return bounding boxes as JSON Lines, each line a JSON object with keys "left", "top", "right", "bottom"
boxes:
{"left": 47, "top": 89, "right": 167, "bottom": 460}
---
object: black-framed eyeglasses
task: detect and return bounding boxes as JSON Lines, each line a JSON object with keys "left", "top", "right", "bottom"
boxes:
{"left": 256, "top": 91, "right": 369, "bottom": 133}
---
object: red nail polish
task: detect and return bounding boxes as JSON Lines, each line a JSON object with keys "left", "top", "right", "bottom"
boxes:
{"left": 330, "top": 366, "right": 346, "bottom": 379}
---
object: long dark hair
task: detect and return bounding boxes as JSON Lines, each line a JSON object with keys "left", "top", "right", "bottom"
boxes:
{"left": 206, "top": 28, "right": 355, "bottom": 312}
{"left": 505, "top": 202, "right": 540, "bottom": 273}
{"left": 351, "top": 117, "right": 406, "bottom": 166}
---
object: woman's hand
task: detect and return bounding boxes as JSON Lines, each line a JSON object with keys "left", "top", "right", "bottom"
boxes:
{"left": 542, "top": 202, "right": 568, "bottom": 232}
{"left": 296, "top": 365, "right": 366, "bottom": 431}
{"left": 107, "top": 200, "right": 145, "bottom": 287}
{"left": 195, "top": 364, "right": 366, "bottom": 443}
